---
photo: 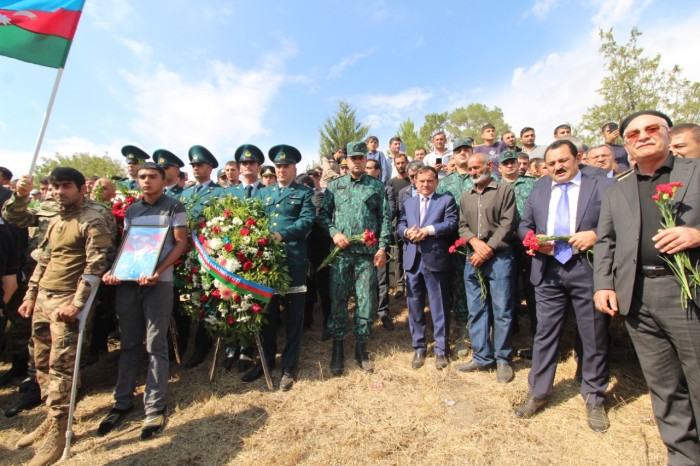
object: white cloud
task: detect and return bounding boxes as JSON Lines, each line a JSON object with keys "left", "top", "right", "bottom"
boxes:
{"left": 85, "top": 0, "right": 134, "bottom": 31}
{"left": 120, "top": 38, "right": 152, "bottom": 60}
{"left": 526, "top": 0, "right": 559, "bottom": 20}
{"left": 589, "top": 0, "right": 652, "bottom": 31}
{"left": 120, "top": 39, "right": 297, "bottom": 159}
{"left": 357, "top": 87, "right": 434, "bottom": 130}
{"left": 327, "top": 49, "right": 374, "bottom": 78}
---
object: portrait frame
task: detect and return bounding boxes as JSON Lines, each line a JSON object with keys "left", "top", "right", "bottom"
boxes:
{"left": 111, "top": 225, "right": 170, "bottom": 281}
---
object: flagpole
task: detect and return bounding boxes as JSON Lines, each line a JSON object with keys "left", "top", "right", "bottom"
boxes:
{"left": 28, "top": 67, "right": 65, "bottom": 175}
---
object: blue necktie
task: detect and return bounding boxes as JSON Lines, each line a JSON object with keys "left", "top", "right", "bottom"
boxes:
{"left": 553, "top": 182, "right": 573, "bottom": 264}
{"left": 245, "top": 185, "right": 253, "bottom": 198}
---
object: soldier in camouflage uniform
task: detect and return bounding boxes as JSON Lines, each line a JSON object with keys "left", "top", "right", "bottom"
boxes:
{"left": 122, "top": 145, "right": 150, "bottom": 191}
{"left": 14, "top": 168, "right": 115, "bottom": 466}
{"left": 178, "top": 145, "right": 224, "bottom": 368}
{"left": 2, "top": 187, "right": 61, "bottom": 417}
{"left": 319, "top": 141, "right": 392, "bottom": 375}
{"left": 436, "top": 137, "right": 474, "bottom": 358}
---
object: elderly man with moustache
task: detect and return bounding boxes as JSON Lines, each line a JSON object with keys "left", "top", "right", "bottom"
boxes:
{"left": 594, "top": 111, "right": 700, "bottom": 465}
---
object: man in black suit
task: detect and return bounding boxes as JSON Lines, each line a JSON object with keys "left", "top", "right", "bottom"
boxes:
{"left": 594, "top": 111, "right": 700, "bottom": 465}
{"left": 515, "top": 140, "right": 614, "bottom": 431}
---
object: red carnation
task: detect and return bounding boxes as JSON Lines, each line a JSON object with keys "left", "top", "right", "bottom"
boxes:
{"left": 256, "top": 250, "right": 263, "bottom": 257}
{"left": 212, "top": 226, "right": 221, "bottom": 235}
{"left": 651, "top": 193, "right": 661, "bottom": 201}
{"left": 199, "top": 293, "right": 208, "bottom": 303}
{"left": 236, "top": 252, "right": 247, "bottom": 263}
{"left": 124, "top": 196, "right": 136, "bottom": 204}
{"left": 211, "top": 289, "right": 221, "bottom": 299}
{"left": 191, "top": 267, "right": 200, "bottom": 274}
{"left": 243, "top": 261, "right": 254, "bottom": 271}
{"left": 240, "top": 227, "right": 250, "bottom": 236}
{"left": 224, "top": 243, "right": 233, "bottom": 252}
{"left": 252, "top": 304, "right": 262, "bottom": 313}
{"left": 246, "top": 218, "right": 257, "bottom": 227}
{"left": 227, "top": 315, "right": 235, "bottom": 325}
{"left": 224, "top": 209, "right": 232, "bottom": 218}
{"left": 198, "top": 221, "right": 206, "bottom": 229}
{"left": 198, "top": 311, "right": 205, "bottom": 320}
{"left": 261, "top": 265, "right": 270, "bottom": 273}
{"left": 233, "top": 294, "right": 242, "bottom": 304}
{"left": 198, "top": 235, "right": 206, "bottom": 244}
{"left": 257, "top": 238, "right": 269, "bottom": 246}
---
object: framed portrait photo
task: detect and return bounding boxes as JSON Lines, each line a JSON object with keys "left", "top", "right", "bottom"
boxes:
{"left": 111, "top": 225, "right": 170, "bottom": 281}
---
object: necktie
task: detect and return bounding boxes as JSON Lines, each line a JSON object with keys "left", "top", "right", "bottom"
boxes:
{"left": 194, "top": 184, "right": 203, "bottom": 193}
{"left": 553, "top": 182, "right": 573, "bottom": 264}
{"left": 245, "top": 185, "right": 253, "bottom": 198}
{"left": 419, "top": 196, "right": 429, "bottom": 226}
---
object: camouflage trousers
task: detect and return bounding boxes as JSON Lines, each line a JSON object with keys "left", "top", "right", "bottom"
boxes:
{"left": 328, "top": 254, "right": 377, "bottom": 343}
{"left": 452, "top": 256, "right": 469, "bottom": 323}
{"left": 32, "top": 288, "right": 80, "bottom": 420}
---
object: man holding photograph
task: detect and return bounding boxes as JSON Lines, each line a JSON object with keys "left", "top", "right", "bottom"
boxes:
{"left": 99, "top": 162, "right": 187, "bottom": 440}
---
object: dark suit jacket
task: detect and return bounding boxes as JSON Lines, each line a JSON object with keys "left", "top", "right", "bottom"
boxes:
{"left": 397, "top": 184, "right": 414, "bottom": 214}
{"left": 594, "top": 157, "right": 700, "bottom": 315}
{"left": 519, "top": 172, "right": 614, "bottom": 286}
{"left": 397, "top": 192, "right": 458, "bottom": 272}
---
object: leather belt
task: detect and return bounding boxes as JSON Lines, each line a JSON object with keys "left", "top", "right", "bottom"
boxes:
{"left": 639, "top": 265, "right": 673, "bottom": 278}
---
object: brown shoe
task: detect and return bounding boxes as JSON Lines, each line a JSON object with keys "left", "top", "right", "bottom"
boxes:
{"left": 16, "top": 416, "right": 54, "bottom": 449}
{"left": 587, "top": 404, "right": 610, "bottom": 432}
{"left": 28, "top": 417, "right": 67, "bottom": 466}
{"left": 514, "top": 397, "right": 547, "bottom": 418}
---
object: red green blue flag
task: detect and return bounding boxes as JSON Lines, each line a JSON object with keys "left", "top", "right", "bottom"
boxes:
{"left": 0, "top": 0, "right": 85, "bottom": 68}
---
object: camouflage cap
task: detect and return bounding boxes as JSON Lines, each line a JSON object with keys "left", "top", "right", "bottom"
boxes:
{"left": 234, "top": 144, "right": 265, "bottom": 164}
{"left": 188, "top": 145, "right": 219, "bottom": 168}
{"left": 121, "top": 145, "right": 150, "bottom": 164}
{"left": 154, "top": 149, "right": 184, "bottom": 168}
{"left": 347, "top": 141, "right": 367, "bottom": 157}
{"left": 269, "top": 144, "right": 301, "bottom": 165}
{"left": 498, "top": 150, "right": 518, "bottom": 163}
{"left": 452, "top": 137, "right": 473, "bottom": 151}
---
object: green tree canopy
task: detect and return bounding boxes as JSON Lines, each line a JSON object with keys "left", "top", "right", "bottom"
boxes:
{"left": 578, "top": 27, "right": 700, "bottom": 143}
{"left": 395, "top": 118, "right": 422, "bottom": 155}
{"left": 318, "top": 100, "right": 370, "bottom": 158}
{"left": 417, "top": 112, "right": 449, "bottom": 150}
{"left": 35, "top": 152, "right": 126, "bottom": 182}
{"left": 447, "top": 103, "right": 509, "bottom": 144}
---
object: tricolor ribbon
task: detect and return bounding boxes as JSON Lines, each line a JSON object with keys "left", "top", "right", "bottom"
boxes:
{"left": 191, "top": 232, "right": 275, "bottom": 303}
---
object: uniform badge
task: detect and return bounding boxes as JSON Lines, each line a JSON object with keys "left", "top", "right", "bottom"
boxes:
{"left": 159, "top": 158, "right": 165, "bottom": 164}
{"left": 279, "top": 152, "right": 286, "bottom": 160}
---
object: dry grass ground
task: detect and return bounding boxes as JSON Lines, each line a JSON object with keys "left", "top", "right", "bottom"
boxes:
{"left": 0, "top": 298, "right": 666, "bottom": 465}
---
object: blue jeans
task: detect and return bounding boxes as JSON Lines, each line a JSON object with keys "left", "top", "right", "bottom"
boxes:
{"left": 464, "top": 248, "right": 514, "bottom": 366}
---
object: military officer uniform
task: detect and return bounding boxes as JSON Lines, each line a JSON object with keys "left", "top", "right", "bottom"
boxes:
{"left": 436, "top": 137, "right": 475, "bottom": 356}
{"left": 242, "top": 145, "right": 315, "bottom": 390}
{"left": 260, "top": 165, "right": 276, "bottom": 184}
{"left": 224, "top": 144, "right": 265, "bottom": 199}
{"left": 155, "top": 149, "right": 185, "bottom": 198}
{"left": 179, "top": 145, "right": 223, "bottom": 367}
{"left": 319, "top": 141, "right": 392, "bottom": 375}
{"left": 122, "top": 145, "right": 150, "bottom": 191}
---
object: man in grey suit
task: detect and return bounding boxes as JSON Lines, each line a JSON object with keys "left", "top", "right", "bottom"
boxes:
{"left": 514, "top": 140, "right": 614, "bottom": 431}
{"left": 594, "top": 110, "right": 700, "bottom": 465}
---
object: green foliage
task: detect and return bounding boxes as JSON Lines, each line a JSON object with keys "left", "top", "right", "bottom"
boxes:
{"left": 578, "top": 27, "right": 700, "bottom": 144}
{"left": 35, "top": 152, "right": 125, "bottom": 182}
{"left": 417, "top": 112, "right": 449, "bottom": 149}
{"left": 395, "top": 118, "right": 423, "bottom": 155}
{"left": 447, "top": 104, "right": 509, "bottom": 144}
{"left": 318, "top": 101, "right": 370, "bottom": 158}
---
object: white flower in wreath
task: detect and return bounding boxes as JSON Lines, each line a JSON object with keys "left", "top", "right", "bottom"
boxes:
{"left": 262, "top": 251, "right": 272, "bottom": 260}
{"left": 245, "top": 246, "right": 258, "bottom": 255}
{"left": 202, "top": 281, "right": 212, "bottom": 291}
{"left": 204, "top": 315, "right": 218, "bottom": 325}
{"left": 237, "top": 315, "right": 251, "bottom": 322}
{"left": 242, "top": 236, "right": 251, "bottom": 244}
{"left": 225, "top": 258, "right": 241, "bottom": 272}
{"left": 208, "top": 238, "right": 224, "bottom": 250}
{"left": 231, "top": 217, "right": 243, "bottom": 226}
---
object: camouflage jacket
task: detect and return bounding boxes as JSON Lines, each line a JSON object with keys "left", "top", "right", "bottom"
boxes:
{"left": 3, "top": 195, "right": 62, "bottom": 262}
{"left": 25, "top": 200, "right": 115, "bottom": 309}
{"left": 501, "top": 175, "right": 537, "bottom": 223}
{"left": 319, "top": 174, "right": 392, "bottom": 254}
{"left": 437, "top": 172, "right": 474, "bottom": 207}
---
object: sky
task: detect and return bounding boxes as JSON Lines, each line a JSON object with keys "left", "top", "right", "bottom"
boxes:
{"left": 1, "top": 0, "right": 700, "bottom": 179}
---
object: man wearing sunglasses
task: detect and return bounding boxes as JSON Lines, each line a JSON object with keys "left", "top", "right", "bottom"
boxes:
{"left": 594, "top": 110, "right": 700, "bottom": 465}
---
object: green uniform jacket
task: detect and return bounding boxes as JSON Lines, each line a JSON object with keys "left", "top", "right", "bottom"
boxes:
{"left": 255, "top": 182, "right": 315, "bottom": 268}
{"left": 437, "top": 172, "right": 474, "bottom": 207}
{"left": 225, "top": 181, "right": 263, "bottom": 200}
{"left": 165, "top": 185, "right": 184, "bottom": 198}
{"left": 319, "top": 174, "right": 392, "bottom": 254}
{"left": 179, "top": 181, "right": 224, "bottom": 220}
{"left": 502, "top": 175, "right": 536, "bottom": 223}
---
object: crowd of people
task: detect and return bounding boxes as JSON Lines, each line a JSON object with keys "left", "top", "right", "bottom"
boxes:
{"left": 0, "top": 111, "right": 699, "bottom": 465}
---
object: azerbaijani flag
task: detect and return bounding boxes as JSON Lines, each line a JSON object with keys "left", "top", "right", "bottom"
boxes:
{"left": 0, "top": 0, "right": 85, "bottom": 68}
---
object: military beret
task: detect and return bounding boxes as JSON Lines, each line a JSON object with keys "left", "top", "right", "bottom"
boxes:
{"left": 620, "top": 110, "right": 673, "bottom": 136}
{"left": 498, "top": 150, "right": 518, "bottom": 163}
{"left": 188, "top": 145, "right": 219, "bottom": 168}
{"left": 347, "top": 141, "right": 367, "bottom": 157}
{"left": 453, "top": 137, "right": 473, "bottom": 151}
{"left": 269, "top": 144, "right": 301, "bottom": 165}
{"left": 235, "top": 144, "right": 265, "bottom": 164}
{"left": 260, "top": 165, "right": 276, "bottom": 177}
{"left": 153, "top": 149, "right": 184, "bottom": 168}
{"left": 121, "top": 145, "right": 150, "bottom": 164}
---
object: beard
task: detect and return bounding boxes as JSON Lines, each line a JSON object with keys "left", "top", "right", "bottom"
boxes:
{"left": 471, "top": 172, "right": 491, "bottom": 185}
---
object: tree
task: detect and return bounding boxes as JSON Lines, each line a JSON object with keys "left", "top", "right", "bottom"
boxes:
{"left": 447, "top": 103, "right": 509, "bottom": 144}
{"left": 35, "top": 152, "right": 126, "bottom": 182}
{"left": 395, "top": 118, "right": 422, "bottom": 155}
{"left": 578, "top": 27, "right": 700, "bottom": 143}
{"left": 417, "top": 112, "right": 449, "bottom": 150}
{"left": 318, "top": 100, "right": 370, "bottom": 157}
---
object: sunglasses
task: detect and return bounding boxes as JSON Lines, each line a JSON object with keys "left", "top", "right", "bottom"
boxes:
{"left": 624, "top": 123, "right": 667, "bottom": 143}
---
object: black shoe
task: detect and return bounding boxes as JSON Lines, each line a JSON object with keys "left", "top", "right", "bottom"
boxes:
{"left": 241, "top": 361, "right": 271, "bottom": 383}
{"left": 4, "top": 381, "right": 42, "bottom": 418}
{"left": 330, "top": 340, "right": 344, "bottom": 376}
{"left": 280, "top": 369, "right": 296, "bottom": 391}
{"left": 411, "top": 350, "right": 426, "bottom": 369}
{"left": 0, "top": 364, "right": 27, "bottom": 387}
{"left": 238, "top": 355, "right": 253, "bottom": 373}
{"left": 435, "top": 354, "right": 449, "bottom": 370}
{"left": 380, "top": 314, "right": 395, "bottom": 331}
{"left": 394, "top": 287, "right": 405, "bottom": 299}
{"left": 354, "top": 341, "right": 374, "bottom": 373}
{"left": 587, "top": 404, "right": 610, "bottom": 432}
{"left": 98, "top": 406, "right": 133, "bottom": 436}
{"left": 517, "top": 348, "right": 533, "bottom": 360}
{"left": 514, "top": 397, "right": 547, "bottom": 418}
{"left": 141, "top": 408, "right": 167, "bottom": 440}
{"left": 454, "top": 360, "right": 495, "bottom": 373}
{"left": 222, "top": 355, "right": 236, "bottom": 371}
{"left": 80, "top": 353, "right": 99, "bottom": 368}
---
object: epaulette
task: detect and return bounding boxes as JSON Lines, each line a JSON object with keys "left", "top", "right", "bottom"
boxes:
{"left": 615, "top": 169, "right": 634, "bottom": 180}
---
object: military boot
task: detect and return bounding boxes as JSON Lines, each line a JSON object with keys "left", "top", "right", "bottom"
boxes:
{"left": 15, "top": 416, "right": 54, "bottom": 449}
{"left": 354, "top": 341, "right": 374, "bottom": 373}
{"left": 454, "top": 322, "right": 471, "bottom": 358}
{"left": 27, "top": 417, "right": 67, "bottom": 466}
{"left": 330, "top": 340, "right": 344, "bottom": 376}
{"left": 6, "top": 378, "right": 43, "bottom": 418}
